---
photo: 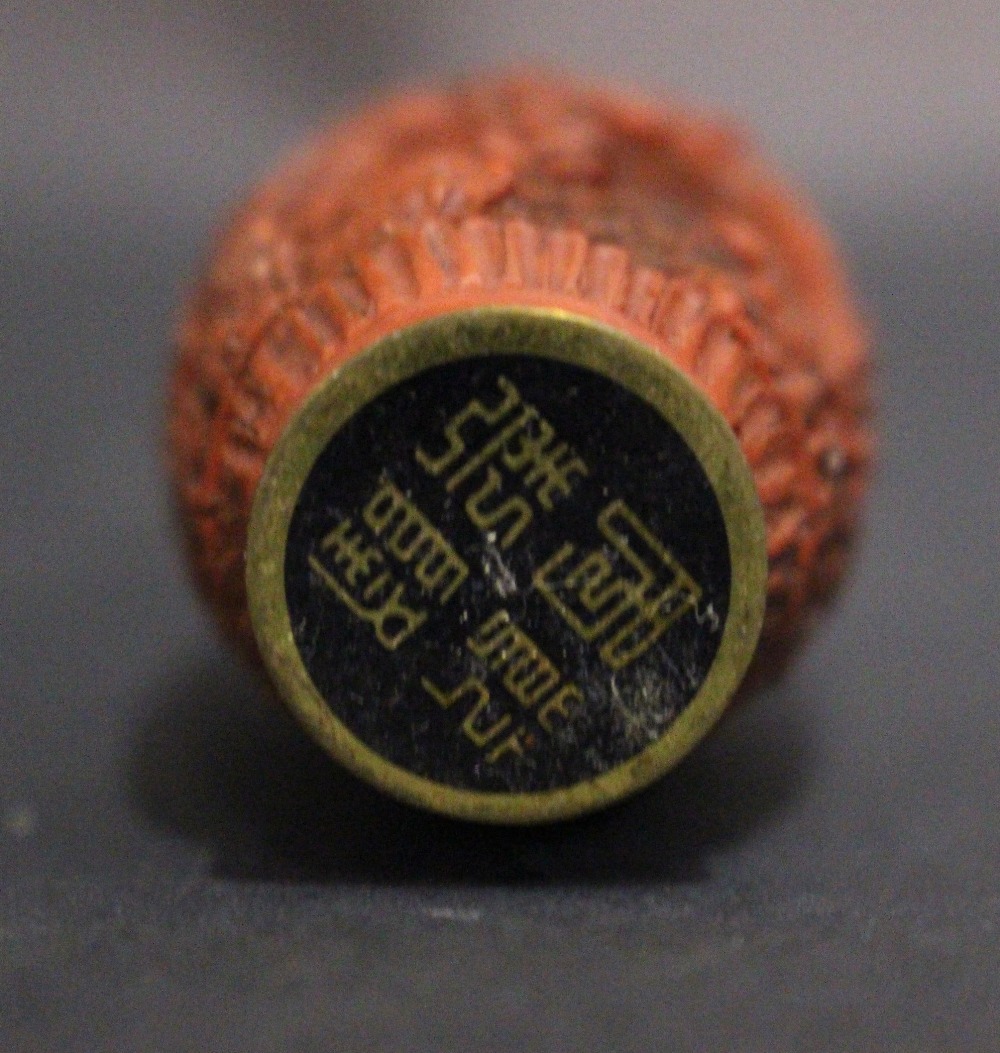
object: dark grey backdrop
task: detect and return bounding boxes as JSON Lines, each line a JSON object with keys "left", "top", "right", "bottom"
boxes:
{"left": 1, "top": 3, "right": 998, "bottom": 1050}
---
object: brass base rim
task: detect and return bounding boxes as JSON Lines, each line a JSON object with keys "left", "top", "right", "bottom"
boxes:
{"left": 246, "top": 306, "right": 766, "bottom": 823}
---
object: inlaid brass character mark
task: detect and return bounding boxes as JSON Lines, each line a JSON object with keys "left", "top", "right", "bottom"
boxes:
{"left": 414, "top": 376, "right": 521, "bottom": 478}
{"left": 421, "top": 674, "right": 521, "bottom": 759}
{"left": 309, "top": 478, "right": 468, "bottom": 650}
{"left": 309, "top": 549, "right": 427, "bottom": 650}
{"left": 363, "top": 478, "right": 468, "bottom": 602}
{"left": 468, "top": 609, "right": 562, "bottom": 709}
{"left": 420, "top": 607, "right": 584, "bottom": 765}
{"left": 464, "top": 466, "right": 534, "bottom": 550}
{"left": 415, "top": 376, "right": 588, "bottom": 547}
{"left": 534, "top": 499, "right": 704, "bottom": 670}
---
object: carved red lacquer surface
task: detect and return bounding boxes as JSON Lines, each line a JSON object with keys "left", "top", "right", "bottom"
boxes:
{"left": 168, "top": 72, "right": 872, "bottom": 680}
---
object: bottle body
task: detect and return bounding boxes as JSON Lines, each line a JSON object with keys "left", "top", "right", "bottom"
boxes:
{"left": 167, "top": 73, "right": 871, "bottom": 819}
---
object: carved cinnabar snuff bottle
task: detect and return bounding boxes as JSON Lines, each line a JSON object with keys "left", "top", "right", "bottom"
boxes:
{"left": 168, "top": 72, "right": 871, "bottom": 822}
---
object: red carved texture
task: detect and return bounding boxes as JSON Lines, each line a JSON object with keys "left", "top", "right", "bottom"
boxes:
{"left": 168, "top": 72, "right": 872, "bottom": 679}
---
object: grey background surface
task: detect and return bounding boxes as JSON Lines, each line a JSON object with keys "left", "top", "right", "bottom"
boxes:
{"left": 1, "top": 2, "right": 998, "bottom": 1050}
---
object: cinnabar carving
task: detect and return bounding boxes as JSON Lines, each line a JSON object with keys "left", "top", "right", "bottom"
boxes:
{"left": 168, "top": 72, "right": 872, "bottom": 678}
